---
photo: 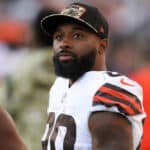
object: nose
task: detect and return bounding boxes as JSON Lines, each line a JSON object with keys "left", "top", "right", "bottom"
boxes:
{"left": 60, "top": 37, "right": 72, "bottom": 50}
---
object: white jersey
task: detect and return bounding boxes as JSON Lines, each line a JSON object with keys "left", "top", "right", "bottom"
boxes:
{"left": 42, "top": 71, "right": 146, "bottom": 150}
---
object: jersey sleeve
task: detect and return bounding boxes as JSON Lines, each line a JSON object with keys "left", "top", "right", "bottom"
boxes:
{"left": 92, "top": 75, "right": 145, "bottom": 116}
{"left": 91, "top": 74, "right": 146, "bottom": 149}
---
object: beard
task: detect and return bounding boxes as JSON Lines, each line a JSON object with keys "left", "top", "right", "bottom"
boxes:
{"left": 53, "top": 49, "right": 96, "bottom": 81}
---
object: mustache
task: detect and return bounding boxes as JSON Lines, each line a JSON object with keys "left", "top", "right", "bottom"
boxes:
{"left": 55, "top": 49, "right": 77, "bottom": 58}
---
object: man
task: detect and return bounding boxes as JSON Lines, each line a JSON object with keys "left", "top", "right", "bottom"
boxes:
{"left": 0, "top": 107, "right": 27, "bottom": 150}
{"left": 41, "top": 2, "right": 146, "bottom": 150}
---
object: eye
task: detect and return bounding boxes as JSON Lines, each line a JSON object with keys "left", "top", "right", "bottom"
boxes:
{"left": 53, "top": 33, "right": 63, "bottom": 41}
{"left": 72, "top": 32, "right": 83, "bottom": 39}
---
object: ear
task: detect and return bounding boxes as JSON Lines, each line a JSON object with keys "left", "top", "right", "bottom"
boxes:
{"left": 96, "top": 39, "right": 108, "bottom": 55}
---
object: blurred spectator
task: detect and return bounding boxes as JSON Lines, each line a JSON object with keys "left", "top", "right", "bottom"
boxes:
{"left": 32, "top": 8, "right": 58, "bottom": 47}
{"left": 130, "top": 21, "right": 150, "bottom": 150}
{"left": 0, "top": 20, "right": 31, "bottom": 79}
{"left": 0, "top": 6, "right": 57, "bottom": 150}
{"left": 0, "top": 48, "right": 56, "bottom": 149}
{"left": 0, "top": 20, "right": 30, "bottom": 46}
{"left": 0, "top": 0, "right": 68, "bottom": 149}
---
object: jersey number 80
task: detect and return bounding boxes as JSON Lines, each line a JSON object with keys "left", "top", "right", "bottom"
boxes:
{"left": 42, "top": 112, "right": 76, "bottom": 150}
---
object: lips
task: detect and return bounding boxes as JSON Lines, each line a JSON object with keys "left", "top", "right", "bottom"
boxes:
{"left": 57, "top": 52, "right": 75, "bottom": 61}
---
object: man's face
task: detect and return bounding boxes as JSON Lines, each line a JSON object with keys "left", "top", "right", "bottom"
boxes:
{"left": 52, "top": 22, "right": 99, "bottom": 80}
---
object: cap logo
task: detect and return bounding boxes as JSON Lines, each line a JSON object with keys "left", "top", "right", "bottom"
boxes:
{"left": 61, "top": 5, "right": 86, "bottom": 18}
{"left": 100, "top": 26, "right": 104, "bottom": 33}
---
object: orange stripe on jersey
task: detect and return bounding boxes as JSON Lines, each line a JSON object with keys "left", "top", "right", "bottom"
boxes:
{"left": 93, "top": 83, "right": 142, "bottom": 116}
{"left": 99, "top": 86, "right": 142, "bottom": 114}
{"left": 93, "top": 95, "right": 135, "bottom": 115}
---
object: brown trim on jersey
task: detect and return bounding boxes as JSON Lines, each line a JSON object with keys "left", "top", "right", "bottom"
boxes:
{"left": 93, "top": 83, "right": 143, "bottom": 116}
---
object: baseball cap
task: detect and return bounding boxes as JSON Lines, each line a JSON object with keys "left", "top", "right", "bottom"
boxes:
{"left": 41, "top": 2, "right": 109, "bottom": 39}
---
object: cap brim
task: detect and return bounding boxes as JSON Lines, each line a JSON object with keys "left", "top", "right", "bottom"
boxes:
{"left": 41, "top": 14, "right": 98, "bottom": 36}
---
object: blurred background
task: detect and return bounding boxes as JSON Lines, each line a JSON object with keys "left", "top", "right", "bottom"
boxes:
{"left": 0, "top": 0, "right": 149, "bottom": 149}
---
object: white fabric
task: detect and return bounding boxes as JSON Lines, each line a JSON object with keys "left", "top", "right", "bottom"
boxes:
{"left": 42, "top": 71, "right": 146, "bottom": 150}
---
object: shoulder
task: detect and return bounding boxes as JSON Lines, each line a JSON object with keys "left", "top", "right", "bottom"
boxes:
{"left": 83, "top": 71, "right": 142, "bottom": 95}
{"left": 89, "top": 72, "right": 145, "bottom": 149}
{"left": 99, "top": 71, "right": 143, "bottom": 99}
{"left": 92, "top": 71, "right": 144, "bottom": 116}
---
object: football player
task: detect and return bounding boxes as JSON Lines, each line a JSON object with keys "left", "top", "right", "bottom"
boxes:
{"left": 41, "top": 2, "right": 146, "bottom": 150}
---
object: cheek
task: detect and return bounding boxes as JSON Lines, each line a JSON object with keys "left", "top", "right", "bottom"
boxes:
{"left": 75, "top": 43, "right": 97, "bottom": 56}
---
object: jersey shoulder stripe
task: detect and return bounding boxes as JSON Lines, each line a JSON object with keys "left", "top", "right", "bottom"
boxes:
{"left": 93, "top": 83, "right": 143, "bottom": 116}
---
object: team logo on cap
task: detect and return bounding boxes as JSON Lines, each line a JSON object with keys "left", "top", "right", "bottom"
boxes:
{"left": 61, "top": 5, "right": 86, "bottom": 18}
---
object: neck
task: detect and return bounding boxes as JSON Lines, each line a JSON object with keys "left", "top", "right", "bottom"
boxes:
{"left": 69, "top": 65, "right": 107, "bottom": 87}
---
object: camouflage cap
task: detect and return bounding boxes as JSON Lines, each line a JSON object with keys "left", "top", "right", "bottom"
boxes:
{"left": 41, "top": 2, "right": 109, "bottom": 39}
